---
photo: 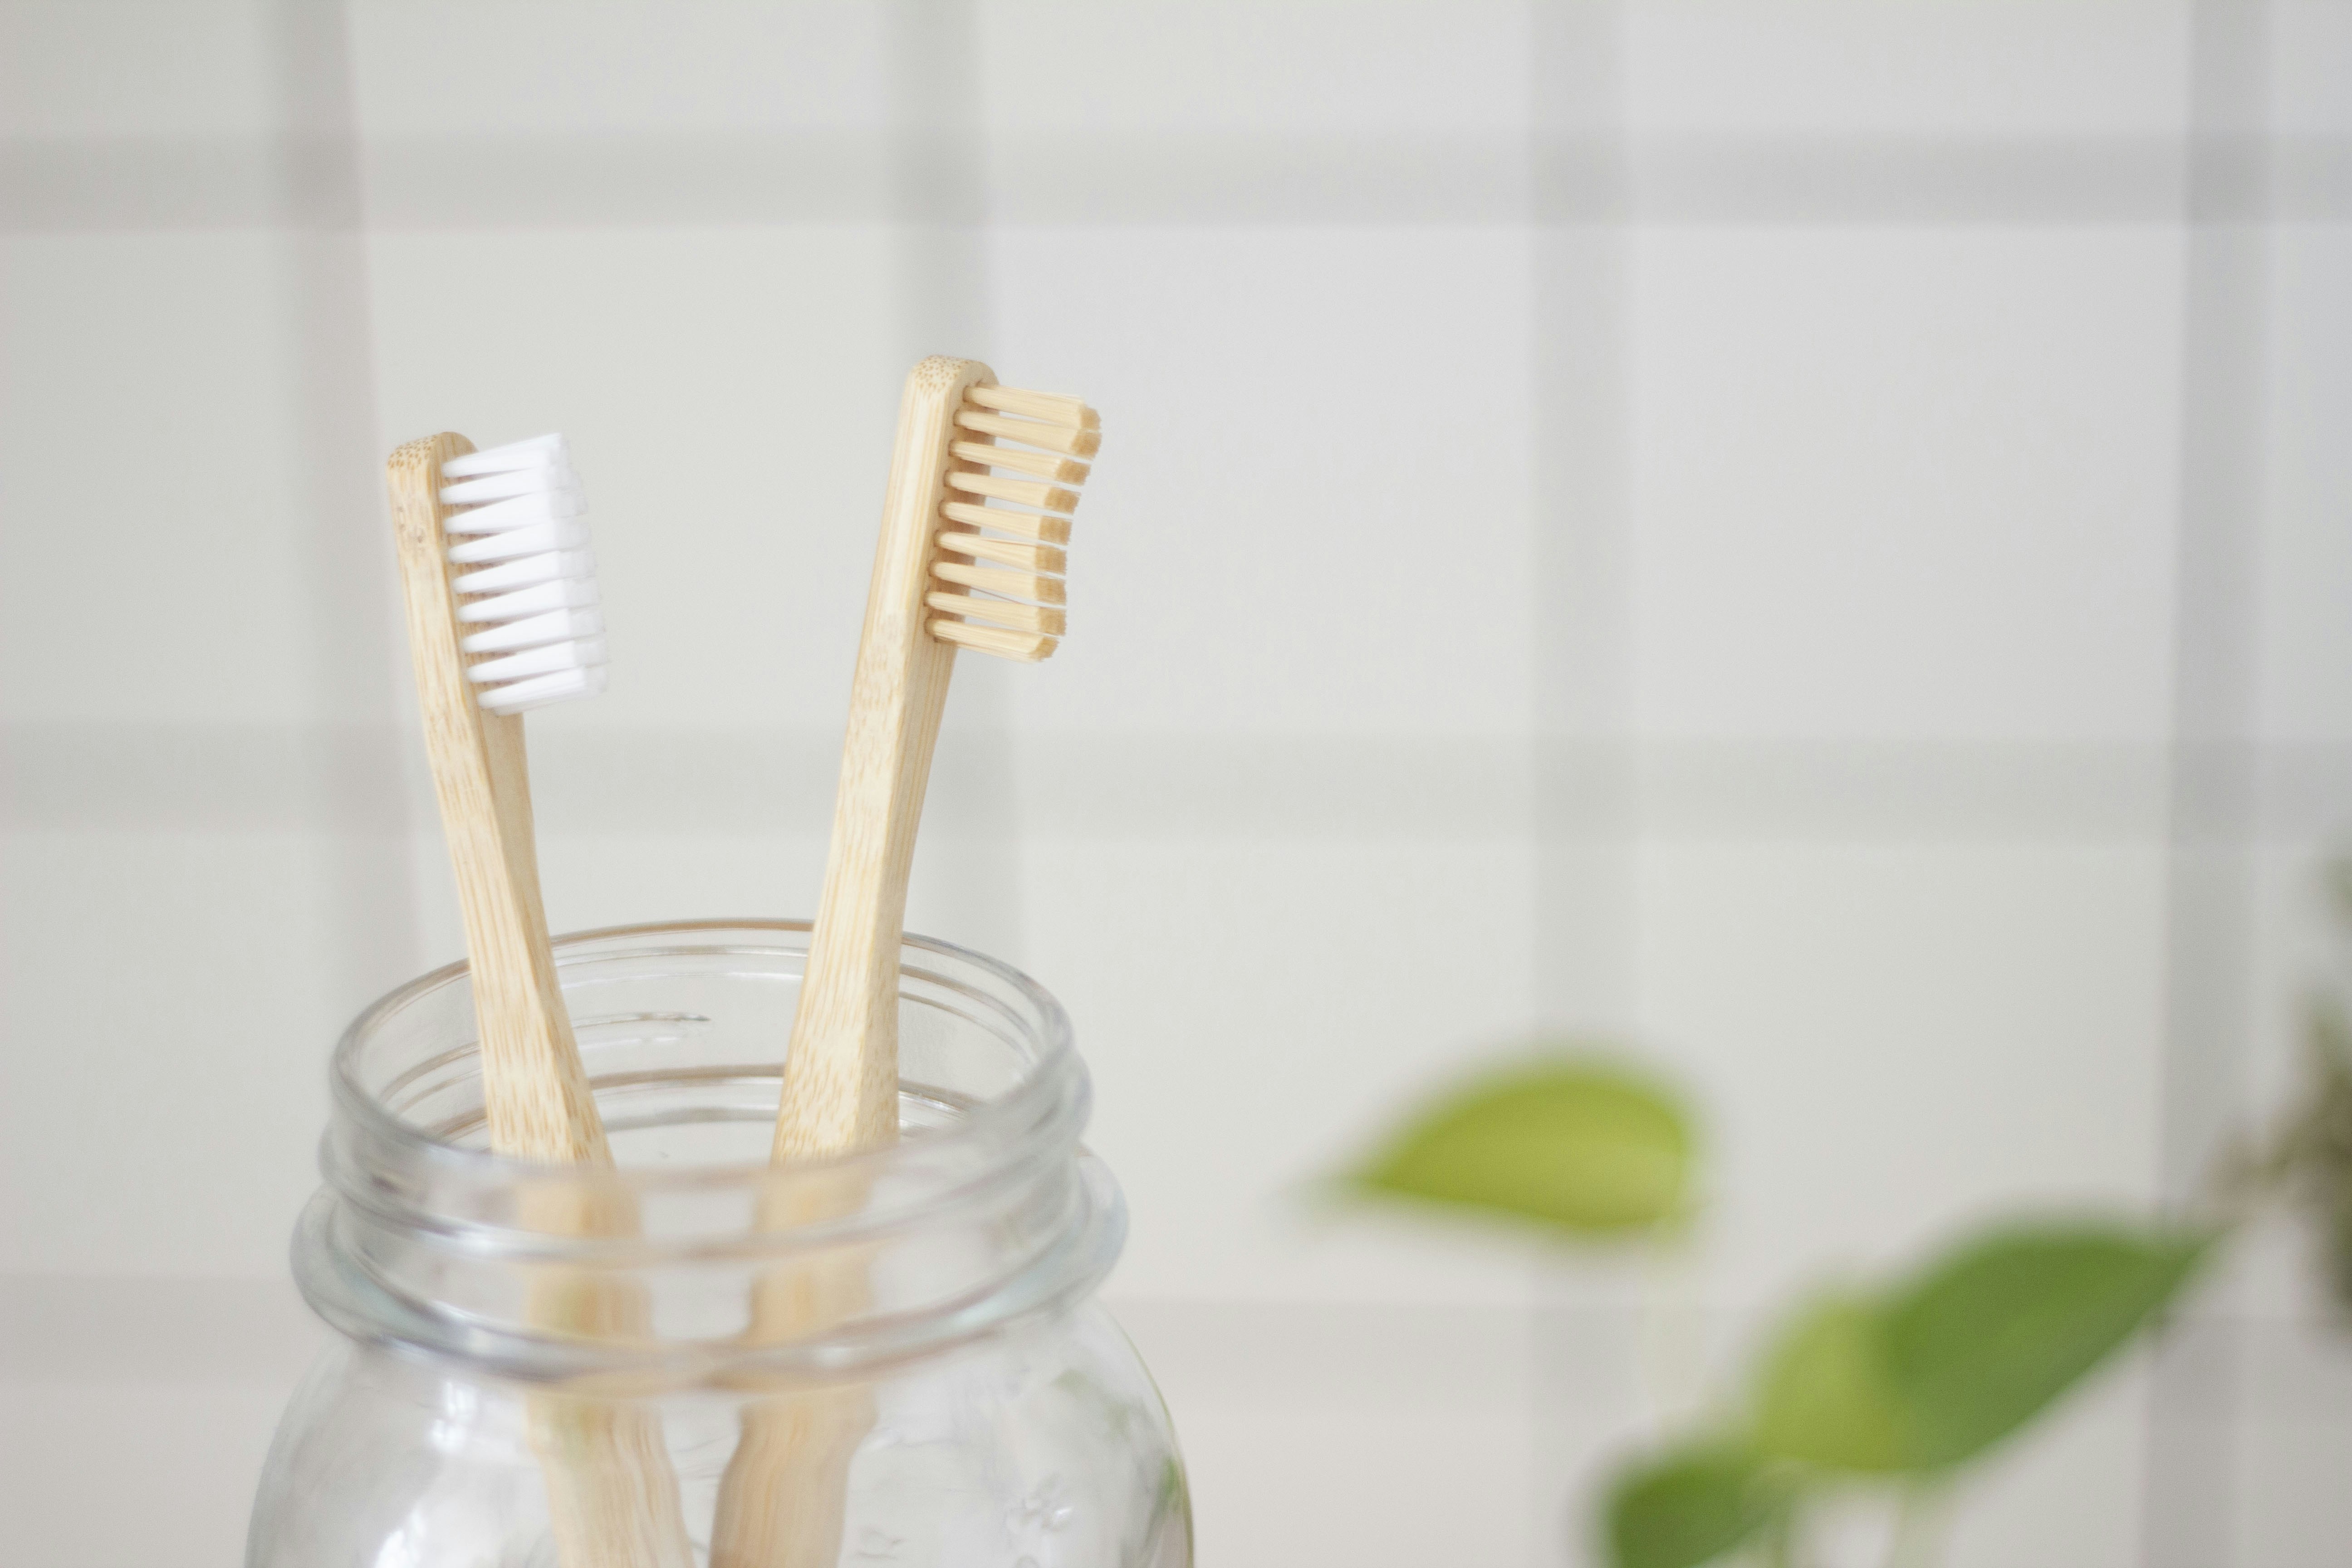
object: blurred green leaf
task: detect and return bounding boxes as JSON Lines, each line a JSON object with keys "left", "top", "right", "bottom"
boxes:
{"left": 1751, "top": 1294, "right": 1909, "bottom": 1471}
{"left": 1752, "top": 1224, "right": 2209, "bottom": 1476}
{"left": 1882, "top": 1224, "right": 2209, "bottom": 1466}
{"left": 1605, "top": 1444, "right": 1789, "bottom": 1568}
{"left": 1349, "top": 1059, "right": 1693, "bottom": 1235}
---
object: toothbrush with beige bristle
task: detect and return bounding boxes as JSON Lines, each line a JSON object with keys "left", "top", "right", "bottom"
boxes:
{"left": 710, "top": 358, "right": 1099, "bottom": 1567}
{"left": 385, "top": 432, "right": 693, "bottom": 1568}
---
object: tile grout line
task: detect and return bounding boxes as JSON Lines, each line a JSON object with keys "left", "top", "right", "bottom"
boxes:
{"left": 2143, "top": 1, "right": 2276, "bottom": 1563}
{"left": 268, "top": 2, "right": 428, "bottom": 1018}
{"left": 1528, "top": 5, "right": 1642, "bottom": 1564}
{"left": 9, "top": 725, "right": 2348, "bottom": 842}
{"left": 5, "top": 132, "right": 2349, "bottom": 233}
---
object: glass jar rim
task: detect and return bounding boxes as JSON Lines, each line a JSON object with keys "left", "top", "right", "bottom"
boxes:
{"left": 302, "top": 918, "right": 1123, "bottom": 1384}
{"left": 331, "top": 916, "right": 1081, "bottom": 1192}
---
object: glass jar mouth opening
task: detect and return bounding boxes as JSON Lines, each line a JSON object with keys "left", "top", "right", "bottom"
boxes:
{"left": 333, "top": 917, "right": 1079, "bottom": 1186}
{"left": 321, "top": 919, "right": 1096, "bottom": 1261}
{"left": 302, "top": 921, "right": 1122, "bottom": 1380}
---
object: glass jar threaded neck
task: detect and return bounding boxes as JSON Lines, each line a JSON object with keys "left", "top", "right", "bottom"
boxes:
{"left": 295, "top": 920, "right": 1125, "bottom": 1390}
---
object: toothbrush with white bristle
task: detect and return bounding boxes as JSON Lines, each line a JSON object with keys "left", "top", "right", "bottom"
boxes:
{"left": 386, "top": 431, "right": 691, "bottom": 1568}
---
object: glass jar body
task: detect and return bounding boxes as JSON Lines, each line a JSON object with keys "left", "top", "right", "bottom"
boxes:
{"left": 245, "top": 921, "right": 1190, "bottom": 1568}
{"left": 251, "top": 1305, "right": 1184, "bottom": 1567}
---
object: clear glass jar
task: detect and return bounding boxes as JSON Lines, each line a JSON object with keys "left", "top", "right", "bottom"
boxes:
{"left": 248, "top": 919, "right": 1191, "bottom": 1568}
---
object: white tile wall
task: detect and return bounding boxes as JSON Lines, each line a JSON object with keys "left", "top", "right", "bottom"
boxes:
{"left": 348, "top": 1, "right": 897, "bottom": 138}
{"left": 1626, "top": 227, "right": 2184, "bottom": 743}
{"left": 1633, "top": 844, "right": 2170, "bottom": 1310}
{"left": 1, "top": 235, "right": 321, "bottom": 725}
{"left": 0, "top": 1277, "right": 323, "bottom": 1567}
{"left": 2268, "top": 2, "right": 2352, "bottom": 136}
{"left": 1622, "top": 1, "right": 2191, "bottom": 138}
{"left": 0, "top": 1, "right": 285, "bottom": 140}
{"left": 1027, "top": 836, "right": 1541, "bottom": 1305}
{"left": 3, "top": 1380, "right": 295, "bottom": 1564}
{"left": 976, "top": 2, "right": 1535, "bottom": 136}
{"left": 2229, "top": 1318, "right": 2352, "bottom": 1565}
{"left": 2258, "top": 224, "right": 2352, "bottom": 745}
{"left": 0, "top": 832, "right": 348, "bottom": 1277}
{"left": 1120, "top": 1300, "right": 1539, "bottom": 1568}
{"left": 2, "top": 3, "right": 2347, "bottom": 1566}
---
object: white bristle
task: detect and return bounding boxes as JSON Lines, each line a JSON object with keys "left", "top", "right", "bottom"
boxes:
{"left": 480, "top": 664, "right": 607, "bottom": 715}
{"left": 452, "top": 547, "right": 598, "bottom": 597}
{"left": 442, "top": 432, "right": 566, "bottom": 473}
{"left": 456, "top": 576, "right": 601, "bottom": 622}
{"left": 446, "top": 516, "right": 590, "bottom": 563}
{"left": 444, "top": 488, "right": 586, "bottom": 535}
{"left": 438, "top": 433, "right": 607, "bottom": 713}
{"left": 468, "top": 636, "right": 607, "bottom": 684}
{"left": 460, "top": 605, "right": 604, "bottom": 655}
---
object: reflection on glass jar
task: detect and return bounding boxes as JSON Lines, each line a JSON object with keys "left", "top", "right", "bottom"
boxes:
{"left": 247, "top": 920, "right": 1191, "bottom": 1568}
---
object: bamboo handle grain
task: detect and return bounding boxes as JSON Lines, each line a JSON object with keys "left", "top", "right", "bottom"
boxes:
{"left": 387, "top": 436, "right": 693, "bottom": 1568}
{"left": 710, "top": 358, "right": 998, "bottom": 1568}
{"left": 389, "top": 435, "right": 602, "bottom": 1159}
{"left": 768, "top": 355, "right": 995, "bottom": 1164}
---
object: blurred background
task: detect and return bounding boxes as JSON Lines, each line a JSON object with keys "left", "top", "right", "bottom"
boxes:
{"left": 3, "top": 2, "right": 2349, "bottom": 1564}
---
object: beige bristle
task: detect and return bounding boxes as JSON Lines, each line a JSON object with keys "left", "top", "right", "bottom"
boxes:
{"left": 950, "top": 439, "right": 1089, "bottom": 486}
{"left": 926, "top": 590, "right": 1066, "bottom": 637}
{"left": 941, "top": 500, "right": 1069, "bottom": 544}
{"left": 934, "top": 381, "right": 1093, "bottom": 663}
{"left": 956, "top": 408, "right": 1101, "bottom": 459}
{"left": 931, "top": 559, "right": 1066, "bottom": 605}
{"left": 948, "top": 470, "right": 1080, "bottom": 514}
{"left": 937, "top": 529, "right": 1067, "bottom": 574}
{"left": 930, "top": 618, "right": 1057, "bottom": 662}
{"left": 964, "top": 384, "right": 1098, "bottom": 431}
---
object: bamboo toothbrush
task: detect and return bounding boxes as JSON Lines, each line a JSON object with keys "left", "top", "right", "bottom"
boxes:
{"left": 386, "top": 432, "right": 692, "bottom": 1568}
{"left": 776, "top": 356, "right": 1094, "bottom": 1160}
{"left": 710, "top": 358, "right": 1099, "bottom": 1568}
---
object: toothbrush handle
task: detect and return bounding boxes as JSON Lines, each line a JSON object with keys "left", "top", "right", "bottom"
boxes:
{"left": 716, "top": 358, "right": 996, "bottom": 1568}
{"left": 387, "top": 433, "right": 605, "bottom": 1162}
{"left": 771, "top": 356, "right": 996, "bottom": 1162}
{"left": 389, "top": 435, "right": 694, "bottom": 1568}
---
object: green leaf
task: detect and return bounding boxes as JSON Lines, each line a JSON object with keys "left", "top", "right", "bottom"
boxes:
{"left": 1349, "top": 1058, "right": 1694, "bottom": 1235}
{"left": 1880, "top": 1223, "right": 2210, "bottom": 1467}
{"left": 1750, "top": 1293, "right": 1910, "bottom": 1472}
{"left": 1605, "top": 1443, "right": 1790, "bottom": 1568}
{"left": 1749, "top": 1223, "right": 2210, "bottom": 1476}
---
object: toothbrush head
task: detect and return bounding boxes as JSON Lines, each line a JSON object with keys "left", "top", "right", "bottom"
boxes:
{"left": 927, "top": 383, "right": 1100, "bottom": 663}
{"left": 435, "top": 433, "right": 608, "bottom": 714}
